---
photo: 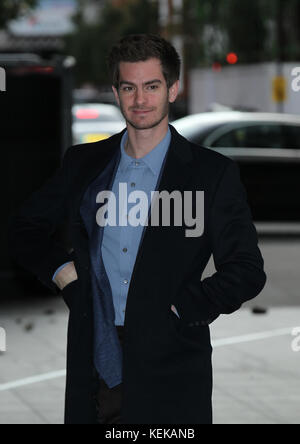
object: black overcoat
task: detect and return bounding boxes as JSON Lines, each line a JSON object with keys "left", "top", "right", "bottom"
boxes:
{"left": 9, "top": 126, "right": 266, "bottom": 424}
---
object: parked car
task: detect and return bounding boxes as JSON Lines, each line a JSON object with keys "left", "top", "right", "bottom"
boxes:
{"left": 72, "top": 103, "right": 125, "bottom": 144}
{"left": 172, "top": 112, "right": 300, "bottom": 221}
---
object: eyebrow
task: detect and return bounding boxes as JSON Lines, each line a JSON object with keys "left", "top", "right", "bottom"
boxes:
{"left": 119, "top": 79, "right": 162, "bottom": 87}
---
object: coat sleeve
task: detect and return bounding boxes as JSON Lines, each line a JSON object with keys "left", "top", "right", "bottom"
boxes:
{"left": 8, "top": 146, "right": 76, "bottom": 294}
{"left": 174, "top": 160, "right": 267, "bottom": 325}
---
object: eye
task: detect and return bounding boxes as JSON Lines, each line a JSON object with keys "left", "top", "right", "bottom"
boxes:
{"left": 147, "top": 84, "right": 159, "bottom": 91}
{"left": 122, "top": 86, "right": 134, "bottom": 92}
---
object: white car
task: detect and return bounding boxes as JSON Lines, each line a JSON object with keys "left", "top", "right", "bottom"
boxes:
{"left": 172, "top": 112, "right": 300, "bottom": 221}
{"left": 72, "top": 103, "right": 125, "bottom": 145}
{"left": 172, "top": 111, "right": 300, "bottom": 150}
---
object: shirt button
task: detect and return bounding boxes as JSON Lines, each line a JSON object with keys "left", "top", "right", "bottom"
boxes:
{"left": 135, "top": 161, "right": 140, "bottom": 166}
{"left": 124, "top": 279, "right": 129, "bottom": 284}
{"left": 123, "top": 248, "right": 128, "bottom": 253}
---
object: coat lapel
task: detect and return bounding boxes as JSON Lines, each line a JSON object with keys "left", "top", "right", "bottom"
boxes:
{"left": 126, "top": 125, "right": 195, "bottom": 297}
{"left": 78, "top": 133, "right": 122, "bottom": 288}
{"left": 73, "top": 131, "right": 125, "bottom": 227}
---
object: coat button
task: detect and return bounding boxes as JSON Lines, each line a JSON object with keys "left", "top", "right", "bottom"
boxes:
{"left": 188, "top": 322, "right": 194, "bottom": 327}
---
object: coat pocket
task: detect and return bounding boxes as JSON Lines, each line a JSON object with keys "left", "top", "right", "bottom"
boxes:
{"left": 168, "top": 307, "right": 212, "bottom": 351}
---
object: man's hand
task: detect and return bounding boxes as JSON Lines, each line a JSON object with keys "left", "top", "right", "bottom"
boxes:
{"left": 54, "top": 261, "right": 78, "bottom": 291}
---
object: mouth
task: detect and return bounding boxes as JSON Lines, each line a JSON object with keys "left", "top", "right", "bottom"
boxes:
{"left": 131, "top": 109, "right": 153, "bottom": 115}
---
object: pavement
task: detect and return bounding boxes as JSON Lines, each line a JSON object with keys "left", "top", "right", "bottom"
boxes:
{"left": 0, "top": 235, "right": 299, "bottom": 424}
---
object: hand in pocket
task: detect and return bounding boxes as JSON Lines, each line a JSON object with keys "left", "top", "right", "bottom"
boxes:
{"left": 54, "top": 262, "right": 78, "bottom": 291}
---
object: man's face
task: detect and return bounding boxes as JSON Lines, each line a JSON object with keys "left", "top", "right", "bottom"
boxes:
{"left": 112, "top": 58, "right": 179, "bottom": 131}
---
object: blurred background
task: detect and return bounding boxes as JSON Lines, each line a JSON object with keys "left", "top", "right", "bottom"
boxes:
{"left": 0, "top": 0, "right": 299, "bottom": 425}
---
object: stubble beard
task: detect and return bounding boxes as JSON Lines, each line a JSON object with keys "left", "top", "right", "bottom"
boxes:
{"left": 119, "top": 98, "right": 170, "bottom": 131}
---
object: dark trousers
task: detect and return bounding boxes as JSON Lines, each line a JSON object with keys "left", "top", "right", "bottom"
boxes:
{"left": 95, "top": 326, "right": 124, "bottom": 424}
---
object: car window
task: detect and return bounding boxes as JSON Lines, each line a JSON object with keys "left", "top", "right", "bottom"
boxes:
{"left": 210, "top": 124, "right": 285, "bottom": 148}
{"left": 282, "top": 125, "right": 300, "bottom": 149}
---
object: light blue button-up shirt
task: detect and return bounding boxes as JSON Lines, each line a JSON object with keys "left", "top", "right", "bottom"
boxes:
{"left": 101, "top": 128, "right": 171, "bottom": 325}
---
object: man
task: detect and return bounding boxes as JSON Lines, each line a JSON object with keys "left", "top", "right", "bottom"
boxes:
{"left": 9, "top": 34, "right": 266, "bottom": 424}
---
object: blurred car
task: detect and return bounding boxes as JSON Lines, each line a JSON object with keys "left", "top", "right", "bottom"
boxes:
{"left": 72, "top": 103, "right": 125, "bottom": 144}
{"left": 73, "top": 89, "right": 116, "bottom": 105}
{"left": 172, "top": 112, "right": 300, "bottom": 221}
{"left": 172, "top": 112, "right": 300, "bottom": 149}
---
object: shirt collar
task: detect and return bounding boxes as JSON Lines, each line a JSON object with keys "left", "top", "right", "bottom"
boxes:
{"left": 119, "top": 127, "right": 171, "bottom": 176}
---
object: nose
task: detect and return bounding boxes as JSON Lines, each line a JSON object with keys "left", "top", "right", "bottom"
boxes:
{"left": 134, "top": 88, "right": 146, "bottom": 106}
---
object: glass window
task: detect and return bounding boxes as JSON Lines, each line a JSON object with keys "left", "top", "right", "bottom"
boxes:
{"left": 211, "top": 124, "right": 285, "bottom": 148}
{"left": 282, "top": 125, "right": 300, "bottom": 149}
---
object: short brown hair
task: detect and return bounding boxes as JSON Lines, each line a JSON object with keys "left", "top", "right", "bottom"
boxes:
{"left": 108, "top": 34, "right": 181, "bottom": 89}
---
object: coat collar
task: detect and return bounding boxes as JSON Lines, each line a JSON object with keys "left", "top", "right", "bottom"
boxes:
{"left": 73, "top": 124, "right": 194, "bottom": 224}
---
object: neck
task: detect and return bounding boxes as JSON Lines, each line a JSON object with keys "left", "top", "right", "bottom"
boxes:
{"left": 125, "top": 119, "right": 169, "bottom": 159}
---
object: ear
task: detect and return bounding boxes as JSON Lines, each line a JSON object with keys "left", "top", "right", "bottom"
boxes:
{"left": 168, "top": 80, "right": 180, "bottom": 104}
{"left": 112, "top": 86, "right": 120, "bottom": 107}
